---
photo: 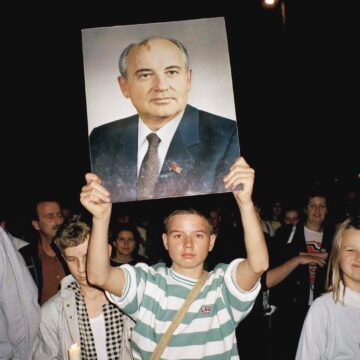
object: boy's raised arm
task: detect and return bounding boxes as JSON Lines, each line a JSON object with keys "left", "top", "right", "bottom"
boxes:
{"left": 80, "top": 173, "right": 126, "bottom": 297}
{"left": 224, "top": 157, "right": 269, "bottom": 291}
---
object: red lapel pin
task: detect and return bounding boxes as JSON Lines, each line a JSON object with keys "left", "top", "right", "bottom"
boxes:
{"left": 169, "top": 161, "right": 182, "bottom": 174}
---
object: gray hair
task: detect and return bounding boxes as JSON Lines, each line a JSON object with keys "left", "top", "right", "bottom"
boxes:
{"left": 118, "top": 36, "right": 189, "bottom": 79}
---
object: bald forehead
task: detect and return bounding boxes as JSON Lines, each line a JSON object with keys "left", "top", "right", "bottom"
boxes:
{"left": 128, "top": 38, "right": 186, "bottom": 65}
{"left": 133, "top": 38, "right": 180, "bottom": 52}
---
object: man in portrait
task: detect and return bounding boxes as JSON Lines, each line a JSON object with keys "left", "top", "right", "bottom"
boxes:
{"left": 84, "top": 19, "right": 240, "bottom": 203}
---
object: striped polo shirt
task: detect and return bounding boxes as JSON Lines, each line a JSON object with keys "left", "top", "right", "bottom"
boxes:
{"left": 107, "top": 259, "right": 260, "bottom": 359}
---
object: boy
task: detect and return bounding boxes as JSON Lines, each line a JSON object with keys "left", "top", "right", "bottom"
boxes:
{"left": 31, "top": 216, "right": 134, "bottom": 359}
{"left": 80, "top": 157, "right": 268, "bottom": 359}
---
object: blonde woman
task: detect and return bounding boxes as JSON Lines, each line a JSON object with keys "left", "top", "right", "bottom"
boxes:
{"left": 296, "top": 215, "right": 360, "bottom": 359}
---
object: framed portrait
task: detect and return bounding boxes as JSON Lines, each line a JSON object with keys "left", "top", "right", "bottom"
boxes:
{"left": 82, "top": 17, "right": 240, "bottom": 203}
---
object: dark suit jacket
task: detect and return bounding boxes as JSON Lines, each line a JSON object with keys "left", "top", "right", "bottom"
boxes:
{"left": 90, "top": 104, "right": 240, "bottom": 203}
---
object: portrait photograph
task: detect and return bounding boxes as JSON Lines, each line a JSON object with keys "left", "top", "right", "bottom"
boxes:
{"left": 82, "top": 17, "right": 240, "bottom": 203}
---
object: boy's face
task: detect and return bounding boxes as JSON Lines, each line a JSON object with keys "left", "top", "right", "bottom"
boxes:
{"left": 162, "top": 214, "right": 216, "bottom": 277}
{"left": 63, "top": 237, "right": 89, "bottom": 287}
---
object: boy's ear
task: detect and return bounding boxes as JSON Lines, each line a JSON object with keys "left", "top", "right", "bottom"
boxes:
{"left": 32, "top": 220, "right": 40, "bottom": 231}
{"left": 208, "top": 234, "right": 216, "bottom": 252}
{"left": 162, "top": 233, "right": 169, "bottom": 251}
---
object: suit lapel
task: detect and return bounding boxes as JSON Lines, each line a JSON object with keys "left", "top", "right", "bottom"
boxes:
{"left": 112, "top": 117, "right": 138, "bottom": 199}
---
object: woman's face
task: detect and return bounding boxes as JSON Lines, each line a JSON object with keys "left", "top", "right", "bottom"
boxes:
{"left": 305, "top": 196, "right": 327, "bottom": 226}
{"left": 114, "top": 230, "right": 136, "bottom": 256}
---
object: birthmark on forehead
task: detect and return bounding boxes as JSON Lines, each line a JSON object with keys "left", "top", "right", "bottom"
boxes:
{"left": 142, "top": 41, "right": 152, "bottom": 51}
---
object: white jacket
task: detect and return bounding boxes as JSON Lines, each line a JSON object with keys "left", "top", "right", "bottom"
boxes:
{"left": 31, "top": 274, "right": 134, "bottom": 359}
{"left": 0, "top": 228, "right": 40, "bottom": 360}
{"left": 296, "top": 284, "right": 360, "bottom": 360}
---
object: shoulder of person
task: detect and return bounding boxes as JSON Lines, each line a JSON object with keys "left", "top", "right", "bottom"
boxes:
{"left": 274, "top": 224, "right": 296, "bottom": 240}
{"left": 57, "top": 275, "right": 77, "bottom": 299}
{"left": 90, "top": 113, "right": 138, "bottom": 137}
{"left": 198, "top": 108, "right": 236, "bottom": 128}
{"left": 10, "top": 235, "right": 29, "bottom": 250}
{"left": 18, "top": 241, "right": 36, "bottom": 259}
{"left": 309, "top": 291, "right": 334, "bottom": 315}
{"left": 42, "top": 277, "right": 76, "bottom": 313}
{"left": 40, "top": 290, "right": 63, "bottom": 317}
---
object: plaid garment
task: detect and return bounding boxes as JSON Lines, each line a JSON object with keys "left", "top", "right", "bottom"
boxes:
{"left": 68, "top": 282, "right": 124, "bottom": 359}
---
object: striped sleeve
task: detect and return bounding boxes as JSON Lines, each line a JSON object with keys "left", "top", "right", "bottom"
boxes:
{"left": 223, "top": 258, "right": 261, "bottom": 324}
{"left": 106, "top": 263, "right": 149, "bottom": 321}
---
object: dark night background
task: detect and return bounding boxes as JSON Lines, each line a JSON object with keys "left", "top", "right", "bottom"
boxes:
{"left": 2, "top": 1, "right": 358, "bottom": 227}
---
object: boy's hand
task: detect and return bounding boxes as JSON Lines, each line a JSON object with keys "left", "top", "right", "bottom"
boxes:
{"left": 224, "top": 157, "right": 254, "bottom": 205}
{"left": 80, "top": 173, "right": 112, "bottom": 220}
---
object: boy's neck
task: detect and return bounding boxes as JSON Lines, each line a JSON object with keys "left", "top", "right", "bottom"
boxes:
{"left": 171, "top": 263, "right": 205, "bottom": 280}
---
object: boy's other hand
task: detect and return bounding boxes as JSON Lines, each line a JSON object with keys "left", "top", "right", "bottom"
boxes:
{"left": 80, "top": 173, "right": 112, "bottom": 220}
{"left": 224, "top": 157, "right": 254, "bottom": 205}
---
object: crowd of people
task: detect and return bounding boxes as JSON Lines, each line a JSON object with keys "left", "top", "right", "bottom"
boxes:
{"left": 1, "top": 159, "right": 359, "bottom": 359}
{"left": 1, "top": 34, "right": 359, "bottom": 359}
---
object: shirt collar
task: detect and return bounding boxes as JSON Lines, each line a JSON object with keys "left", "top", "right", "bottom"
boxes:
{"left": 138, "top": 112, "right": 184, "bottom": 146}
{"left": 169, "top": 267, "right": 197, "bottom": 287}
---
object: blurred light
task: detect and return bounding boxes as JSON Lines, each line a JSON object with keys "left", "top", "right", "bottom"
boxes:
{"left": 262, "top": 0, "right": 286, "bottom": 28}
{"left": 262, "top": 0, "right": 279, "bottom": 8}
{"left": 281, "top": 1, "right": 286, "bottom": 27}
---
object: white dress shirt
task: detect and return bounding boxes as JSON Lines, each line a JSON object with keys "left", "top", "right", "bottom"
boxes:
{"left": 137, "top": 113, "right": 183, "bottom": 176}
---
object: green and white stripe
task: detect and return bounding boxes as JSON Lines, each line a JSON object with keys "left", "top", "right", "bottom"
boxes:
{"left": 107, "top": 259, "right": 260, "bottom": 359}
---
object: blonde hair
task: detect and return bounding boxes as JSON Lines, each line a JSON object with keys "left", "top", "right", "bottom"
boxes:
{"left": 53, "top": 215, "right": 90, "bottom": 251}
{"left": 326, "top": 215, "right": 360, "bottom": 304}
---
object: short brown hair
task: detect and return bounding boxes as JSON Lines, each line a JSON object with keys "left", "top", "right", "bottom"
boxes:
{"left": 163, "top": 209, "right": 213, "bottom": 234}
{"left": 53, "top": 215, "right": 90, "bottom": 251}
